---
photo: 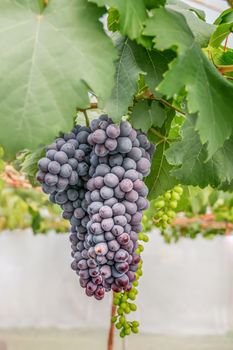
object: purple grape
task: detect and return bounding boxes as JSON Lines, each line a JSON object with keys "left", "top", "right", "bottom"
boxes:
{"left": 119, "top": 179, "right": 133, "bottom": 192}
{"left": 100, "top": 186, "right": 114, "bottom": 200}
{"left": 60, "top": 164, "right": 72, "bottom": 178}
{"left": 54, "top": 151, "right": 69, "bottom": 165}
{"left": 112, "top": 203, "right": 126, "bottom": 216}
{"left": 106, "top": 124, "right": 120, "bottom": 138}
{"left": 44, "top": 173, "right": 58, "bottom": 186}
{"left": 117, "top": 137, "right": 132, "bottom": 153}
{"left": 120, "top": 121, "right": 132, "bottom": 137}
{"left": 95, "top": 243, "right": 108, "bottom": 256}
{"left": 104, "top": 173, "right": 119, "bottom": 188}
{"left": 38, "top": 157, "right": 50, "bottom": 172}
{"left": 99, "top": 206, "right": 113, "bottom": 219}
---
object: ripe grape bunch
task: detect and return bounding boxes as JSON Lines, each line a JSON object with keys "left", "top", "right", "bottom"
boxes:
{"left": 36, "top": 115, "right": 155, "bottom": 300}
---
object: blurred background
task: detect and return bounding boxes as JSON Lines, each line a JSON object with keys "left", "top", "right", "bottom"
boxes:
{"left": 1, "top": 1, "right": 233, "bottom": 350}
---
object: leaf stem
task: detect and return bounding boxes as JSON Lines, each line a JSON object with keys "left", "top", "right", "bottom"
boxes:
{"left": 151, "top": 96, "right": 186, "bottom": 116}
{"left": 225, "top": 75, "right": 233, "bottom": 81}
{"left": 150, "top": 127, "right": 166, "bottom": 140}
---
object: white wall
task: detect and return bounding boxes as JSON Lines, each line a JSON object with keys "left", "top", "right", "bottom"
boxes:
{"left": 0, "top": 230, "right": 233, "bottom": 334}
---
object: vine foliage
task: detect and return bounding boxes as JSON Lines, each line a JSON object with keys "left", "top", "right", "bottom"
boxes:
{"left": 0, "top": 0, "right": 233, "bottom": 198}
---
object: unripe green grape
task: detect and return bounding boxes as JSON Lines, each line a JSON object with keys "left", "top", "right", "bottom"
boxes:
{"left": 125, "top": 306, "right": 131, "bottom": 314}
{"left": 162, "top": 214, "right": 168, "bottom": 222}
{"left": 132, "top": 327, "right": 139, "bottom": 334}
{"left": 125, "top": 328, "right": 131, "bottom": 335}
{"left": 170, "top": 200, "right": 177, "bottom": 209}
{"left": 129, "top": 303, "right": 137, "bottom": 311}
{"left": 164, "top": 192, "right": 171, "bottom": 200}
{"left": 114, "top": 299, "right": 120, "bottom": 305}
{"left": 118, "top": 308, "right": 124, "bottom": 315}
{"left": 154, "top": 200, "right": 165, "bottom": 208}
{"left": 138, "top": 233, "right": 144, "bottom": 240}
{"left": 122, "top": 294, "right": 128, "bottom": 302}
{"left": 171, "top": 192, "right": 180, "bottom": 201}
{"left": 121, "top": 302, "right": 127, "bottom": 310}
{"left": 111, "top": 316, "right": 117, "bottom": 323}
{"left": 116, "top": 322, "right": 122, "bottom": 329}
{"left": 174, "top": 185, "right": 183, "bottom": 195}
{"left": 133, "top": 280, "right": 138, "bottom": 287}
{"left": 132, "top": 321, "right": 139, "bottom": 327}
{"left": 120, "top": 316, "right": 126, "bottom": 324}
{"left": 124, "top": 322, "right": 131, "bottom": 330}
{"left": 167, "top": 210, "right": 176, "bottom": 218}
{"left": 129, "top": 293, "right": 136, "bottom": 300}
{"left": 143, "top": 234, "right": 149, "bottom": 242}
{"left": 120, "top": 330, "right": 125, "bottom": 338}
{"left": 155, "top": 210, "right": 163, "bottom": 218}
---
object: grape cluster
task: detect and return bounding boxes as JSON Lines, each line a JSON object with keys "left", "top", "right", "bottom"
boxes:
{"left": 153, "top": 185, "right": 183, "bottom": 229}
{"left": 36, "top": 115, "right": 154, "bottom": 300}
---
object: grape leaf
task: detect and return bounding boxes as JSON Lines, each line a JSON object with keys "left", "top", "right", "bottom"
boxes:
{"left": 131, "top": 100, "right": 167, "bottom": 132}
{"left": 144, "top": 0, "right": 166, "bottom": 9}
{"left": 105, "top": 37, "right": 143, "bottom": 121}
{"left": 210, "top": 9, "right": 233, "bottom": 47}
{"left": 0, "top": 0, "right": 117, "bottom": 157}
{"left": 89, "top": 0, "right": 147, "bottom": 39}
{"left": 108, "top": 7, "right": 120, "bottom": 32}
{"left": 165, "top": 115, "right": 233, "bottom": 189}
{"left": 144, "top": 8, "right": 233, "bottom": 157}
{"left": 106, "top": 37, "right": 172, "bottom": 120}
{"left": 166, "top": 1, "right": 215, "bottom": 47}
{"left": 146, "top": 109, "right": 178, "bottom": 199}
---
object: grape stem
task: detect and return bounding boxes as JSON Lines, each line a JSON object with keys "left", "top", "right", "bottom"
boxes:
{"left": 134, "top": 90, "right": 186, "bottom": 116}
{"left": 83, "top": 110, "right": 90, "bottom": 128}
{"left": 107, "top": 293, "right": 116, "bottom": 350}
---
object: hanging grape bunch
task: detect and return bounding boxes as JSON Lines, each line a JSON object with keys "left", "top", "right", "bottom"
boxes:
{"left": 36, "top": 115, "right": 155, "bottom": 300}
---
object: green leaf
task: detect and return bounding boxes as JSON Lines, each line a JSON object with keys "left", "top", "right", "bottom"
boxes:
{"left": 89, "top": 0, "right": 147, "bottom": 39}
{"left": 105, "top": 37, "right": 143, "bottom": 121}
{"left": 0, "top": 0, "right": 117, "bottom": 157}
{"left": 144, "top": 0, "right": 166, "bottom": 10}
{"left": 166, "top": 1, "right": 215, "bottom": 47}
{"left": 144, "top": 8, "right": 233, "bottom": 157}
{"left": 14, "top": 146, "right": 46, "bottom": 185}
{"left": 131, "top": 100, "right": 167, "bottom": 132}
{"left": 106, "top": 37, "right": 172, "bottom": 120}
{"left": 146, "top": 109, "right": 178, "bottom": 199}
{"left": 210, "top": 9, "right": 233, "bottom": 47}
{"left": 165, "top": 115, "right": 233, "bottom": 188}
{"left": 132, "top": 47, "right": 174, "bottom": 93}
{"left": 108, "top": 7, "right": 120, "bottom": 32}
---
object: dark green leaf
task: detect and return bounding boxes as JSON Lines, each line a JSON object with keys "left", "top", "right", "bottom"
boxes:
{"left": 105, "top": 37, "right": 143, "bottom": 121}
{"left": 144, "top": 8, "right": 233, "bottom": 157}
{"left": 131, "top": 100, "right": 167, "bottom": 132}
{"left": 146, "top": 109, "right": 178, "bottom": 199}
{"left": 165, "top": 115, "right": 233, "bottom": 188}
{"left": 89, "top": 0, "right": 147, "bottom": 39}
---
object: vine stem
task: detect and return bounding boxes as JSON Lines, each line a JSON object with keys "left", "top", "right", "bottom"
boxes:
{"left": 107, "top": 292, "right": 116, "bottom": 350}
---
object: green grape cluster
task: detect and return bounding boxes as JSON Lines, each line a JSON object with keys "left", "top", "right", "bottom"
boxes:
{"left": 153, "top": 185, "right": 183, "bottom": 229}
{"left": 111, "top": 233, "right": 147, "bottom": 337}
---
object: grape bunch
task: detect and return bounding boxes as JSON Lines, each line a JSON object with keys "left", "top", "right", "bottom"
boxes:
{"left": 36, "top": 115, "right": 155, "bottom": 300}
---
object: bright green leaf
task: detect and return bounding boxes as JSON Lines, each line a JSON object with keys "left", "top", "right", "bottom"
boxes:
{"left": 108, "top": 7, "right": 120, "bottom": 32}
{"left": 0, "top": 0, "right": 117, "bottom": 157}
{"left": 144, "top": 8, "right": 233, "bottom": 157}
